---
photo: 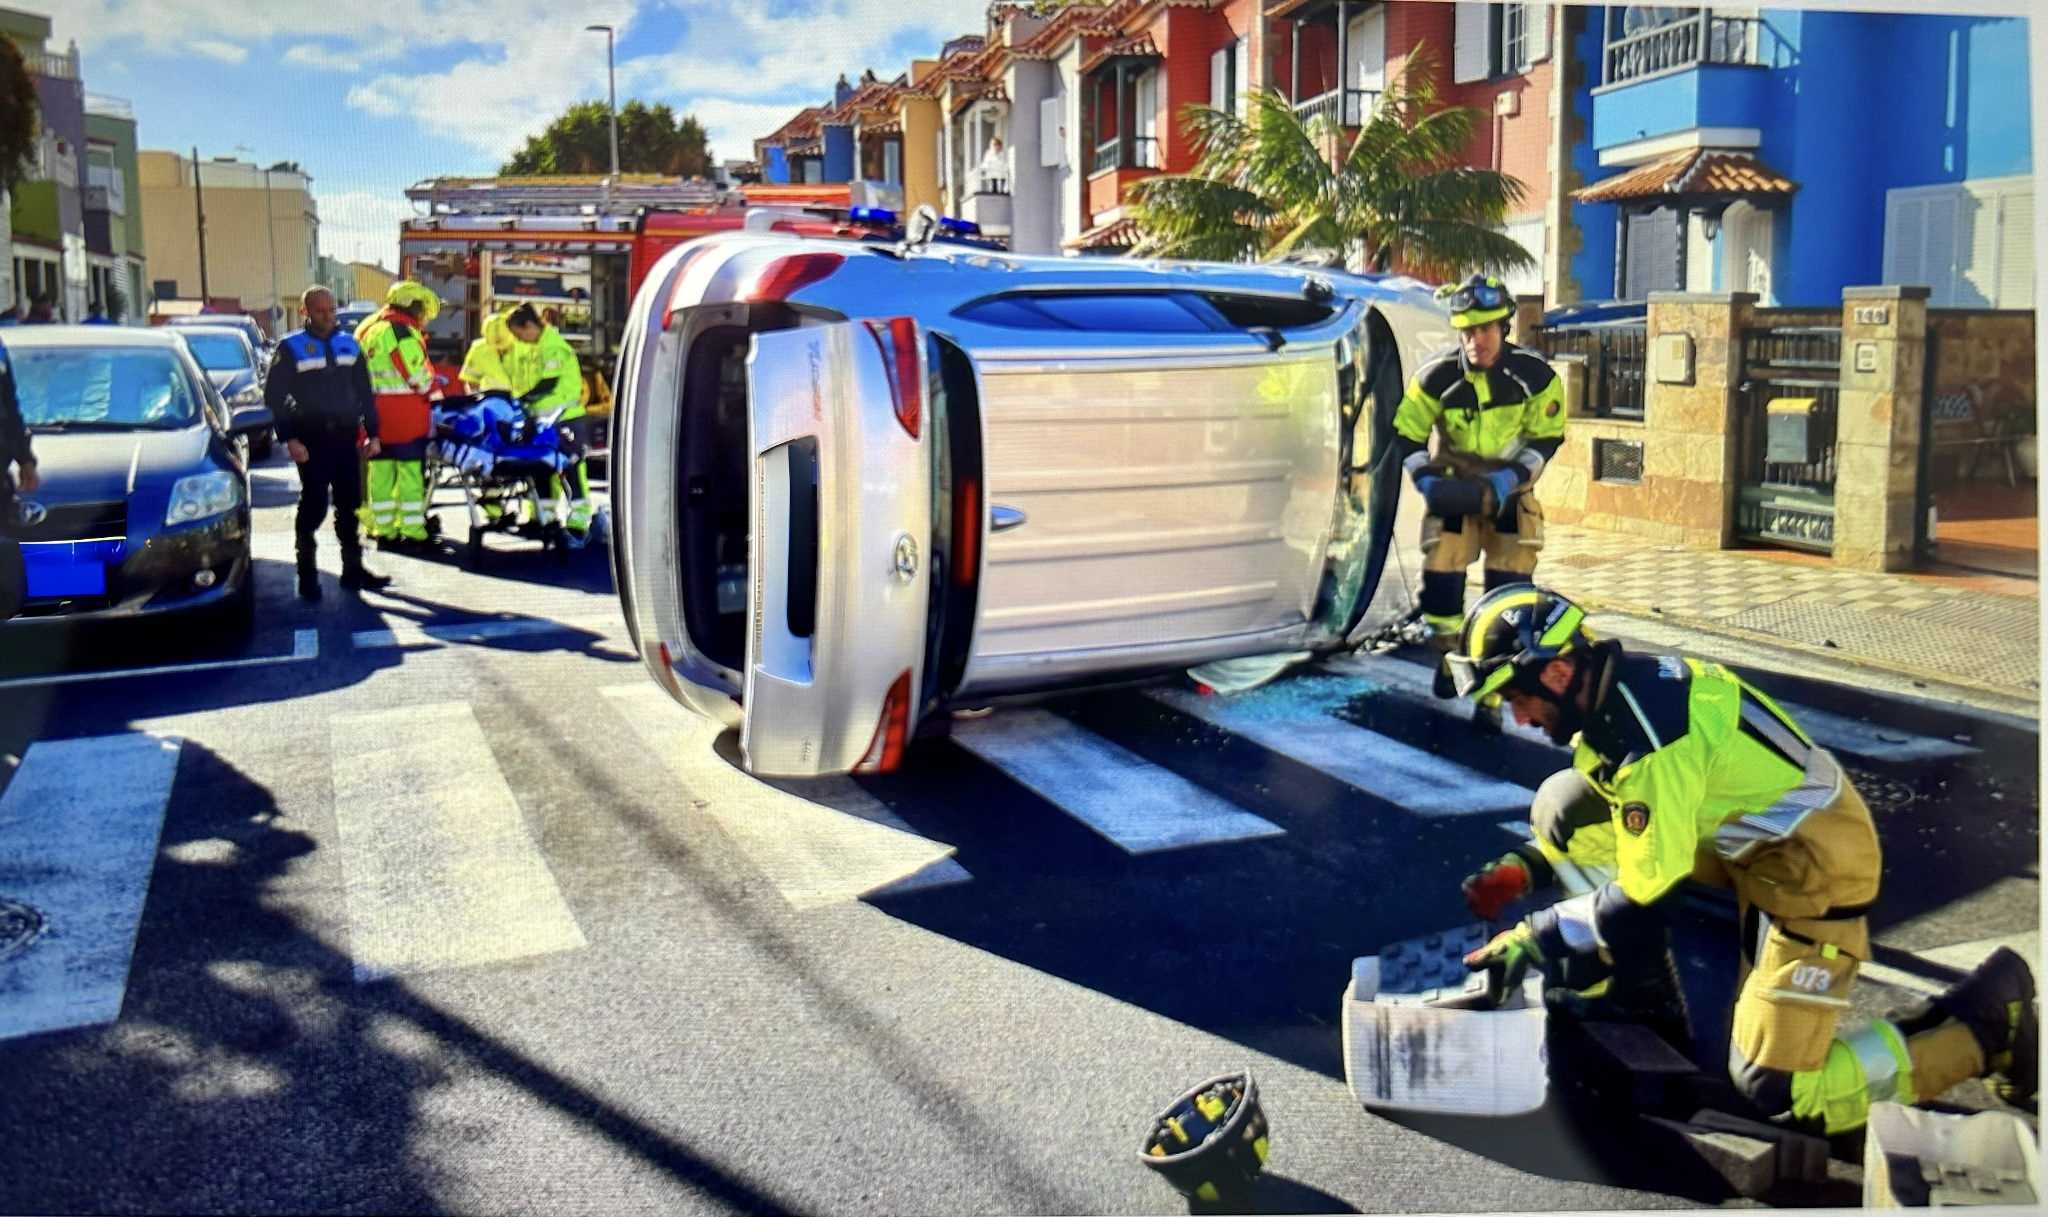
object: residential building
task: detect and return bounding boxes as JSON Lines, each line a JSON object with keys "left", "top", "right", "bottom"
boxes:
{"left": 139, "top": 151, "right": 320, "bottom": 335}
{"left": 1567, "top": 6, "right": 2033, "bottom": 307}
{"left": 84, "top": 92, "right": 144, "bottom": 322}
{"left": 1265, "top": 1, "right": 1560, "bottom": 289}
{"left": 315, "top": 254, "right": 356, "bottom": 305}
{"left": 348, "top": 260, "right": 396, "bottom": 304}
{"left": 3, "top": 8, "right": 88, "bottom": 319}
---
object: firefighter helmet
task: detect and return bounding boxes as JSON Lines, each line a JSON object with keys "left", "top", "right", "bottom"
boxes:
{"left": 1138, "top": 1071, "right": 1270, "bottom": 1204}
{"left": 1436, "top": 274, "right": 1514, "bottom": 331}
{"left": 1446, "top": 585, "right": 1592, "bottom": 703}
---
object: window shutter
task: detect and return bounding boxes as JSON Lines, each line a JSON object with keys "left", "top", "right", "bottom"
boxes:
{"left": 1212, "top": 46, "right": 1229, "bottom": 112}
{"left": 1234, "top": 37, "right": 1249, "bottom": 113}
{"left": 1923, "top": 190, "right": 1960, "bottom": 306}
{"left": 1995, "top": 186, "right": 2035, "bottom": 308}
{"left": 1454, "top": 3, "right": 1492, "bottom": 83}
{"left": 1958, "top": 185, "right": 2001, "bottom": 308}
{"left": 1353, "top": 7, "right": 1386, "bottom": 92}
{"left": 1885, "top": 192, "right": 1925, "bottom": 288}
{"left": 1040, "top": 96, "right": 1063, "bottom": 167}
{"left": 1526, "top": 2, "right": 1551, "bottom": 67}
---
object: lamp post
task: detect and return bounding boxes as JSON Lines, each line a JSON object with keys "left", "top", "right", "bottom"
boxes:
{"left": 585, "top": 24, "right": 620, "bottom": 181}
{"left": 238, "top": 145, "right": 281, "bottom": 336}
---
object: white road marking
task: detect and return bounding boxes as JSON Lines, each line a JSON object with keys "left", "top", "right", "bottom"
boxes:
{"left": 0, "top": 733, "right": 182, "bottom": 1041}
{"left": 0, "top": 629, "right": 318, "bottom": 690}
{"left": 950, "top": 709, "right": 1285, "bottom": 854}
{"left": 329, "top": 702, "right": 586, "bottom": 982}
{"left": 1153, "top": 685, "right": 1534, "bottom": 818}
{"left": 603, "top": 685, "right": 970, "bottom": 907}
{"left": 352, "top": 617, "right": 621, "bottom": 651}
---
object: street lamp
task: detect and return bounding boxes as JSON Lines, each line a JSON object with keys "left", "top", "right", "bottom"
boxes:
{"left": 585, "top": 24, "right": 620, "bottom": 181}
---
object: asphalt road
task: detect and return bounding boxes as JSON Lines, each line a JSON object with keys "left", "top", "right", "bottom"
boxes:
{"left": 0, "top": 452, "right": 2036, "bottom": 1215}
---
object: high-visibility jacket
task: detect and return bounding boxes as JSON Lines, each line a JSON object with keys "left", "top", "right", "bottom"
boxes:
{"left": 1393, "top": 342, "right": 1567, "bottom": 491}
{"left": 358, "top": 308, "right": 436, "bottom": 452}
{"left": 460, "top": 336, "right": 511, "bottom": 393}
{"left": 521, "top": 324, "right": 585, "bottom": 420}
{"left": 1529, "top": 651, "right": 1879, "bottom": 959}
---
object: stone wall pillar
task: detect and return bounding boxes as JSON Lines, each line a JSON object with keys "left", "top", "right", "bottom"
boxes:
{"left": 1643, "top": 291, "right": 1756, "bottom": 548}
{"left": 1832, "top": 285, "right": 1929, "bottom": 572}
{"left": 1513, "top": 294, "right": 1545, "bottom": 347}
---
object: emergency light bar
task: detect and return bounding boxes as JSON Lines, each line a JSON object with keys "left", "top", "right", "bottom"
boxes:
{"left": 846, "top": 205, "right": 983, "bottom": 237}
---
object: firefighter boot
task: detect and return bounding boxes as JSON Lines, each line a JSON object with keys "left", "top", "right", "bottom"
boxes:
{"left": 1546, "top": 947, "right": 1694, "bottom": 1055}
{"left": 338, "top": 545, "right": 392, "bottom": 594}
{"left": 1893, "top": 947, "right": 2038, "bottom": 1107}
{"left": 295, "top": 537, "right": 321, "bottom": 602}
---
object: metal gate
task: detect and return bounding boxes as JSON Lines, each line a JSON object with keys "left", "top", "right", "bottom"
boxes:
{"left": 1734, "top": 325, "right": 1840, "bottom": 551}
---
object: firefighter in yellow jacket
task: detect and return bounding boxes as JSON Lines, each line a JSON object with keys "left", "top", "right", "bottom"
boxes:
{"left": 460, "top": 310, "right": 515, "bottom": 395}
{"left": 1392, "top": 275, "right": 1567, "bottom": 664}
{"left": 1450, "top": 585, "right": 2036, "bottom": 1135}
{"left": 506, "top": 303, "right": 592, "bottom": 546}
{"left": 355, "top": 282, "right": 443, "bottom": 549}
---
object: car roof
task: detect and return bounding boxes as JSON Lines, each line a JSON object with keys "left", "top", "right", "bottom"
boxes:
{"left": 0, "top": 326, "right": 190, "bottom": 349}
{"left": 167, "top": 313, "right": 257, "bottom": 324}
{"left": 168, "top": 325, "right": 255, "bottom": 344}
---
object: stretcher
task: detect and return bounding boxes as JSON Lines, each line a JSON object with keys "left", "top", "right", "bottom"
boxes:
{"left": 425, "top": 391, "right": 577, "bottom": 568}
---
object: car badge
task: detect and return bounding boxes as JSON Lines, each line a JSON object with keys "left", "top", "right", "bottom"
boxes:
{"left": 892, "top": 533, "right": 919, "bottom": 582}
{"left": 16, "top": 499, "right": 46, "bottom": 528}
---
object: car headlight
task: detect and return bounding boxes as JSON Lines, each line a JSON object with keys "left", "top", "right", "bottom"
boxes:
{"left": 165, "top": 470, "right": 243, "bottom": 525}
{"left": 230, "top": 386, "right": 264, "bottom": 405}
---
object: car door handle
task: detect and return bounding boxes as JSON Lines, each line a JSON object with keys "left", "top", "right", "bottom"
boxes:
{"left": 990, "top": 504, "right": 1027, "bottom": 533}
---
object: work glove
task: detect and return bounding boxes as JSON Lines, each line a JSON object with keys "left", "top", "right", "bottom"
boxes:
{"left": 1461, "top": 853, "right": 1534, "bottom": 922}
{"left": 1422, "top": 477, "right": 1487, "bottom": 518}
{"left": 1482, "top": 467, "right": 1522, "bottom": 512}
{"left": 1464, "top": 921, "right": 1546, "bottom": 993}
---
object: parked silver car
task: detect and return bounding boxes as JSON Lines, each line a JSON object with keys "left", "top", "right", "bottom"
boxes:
{"left": 610, "top": 232, "right": 1452, "bottom": 777}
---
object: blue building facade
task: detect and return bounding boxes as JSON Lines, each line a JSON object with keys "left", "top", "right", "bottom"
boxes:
{"left": 1571, "top": 6, "right": 2033, "bottom": 308}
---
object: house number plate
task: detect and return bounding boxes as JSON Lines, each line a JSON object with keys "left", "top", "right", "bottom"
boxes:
{"left": 1853, "top": 305, "right": 1890, "bottom": 326}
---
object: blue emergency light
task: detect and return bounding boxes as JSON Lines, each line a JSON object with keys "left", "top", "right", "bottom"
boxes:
{"left": 847, "top": 205, "right": 984, "bottom": 237}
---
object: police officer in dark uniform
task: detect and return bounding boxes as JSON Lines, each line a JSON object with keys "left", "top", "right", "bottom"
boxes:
{"left": 264, "top": 286, "right": 389, "bottom": 600}
{"left": 0, "top": 333, "right": 37, "bottom": 617}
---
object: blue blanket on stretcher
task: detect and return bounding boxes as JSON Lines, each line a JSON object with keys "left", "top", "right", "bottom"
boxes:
{"left": 429, "top": 391, "right": 569, "bottom": 477}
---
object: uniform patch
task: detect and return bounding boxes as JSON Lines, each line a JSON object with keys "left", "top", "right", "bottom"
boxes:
{"left": 1545, "top": 400, "right": 1559, "bottom": 417}
{"left": 1621, "top": 801, "right": 1651, "bottom": 836}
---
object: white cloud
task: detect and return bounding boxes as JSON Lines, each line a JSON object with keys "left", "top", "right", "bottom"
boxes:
{"left": 187, "top": 39, "right": 247, "bottom": 64}
{"left": 282, "top": 44, "right": 365, "bottom": 73}
{"left": 317, "top": 190, "right": 414, "bottom": 271}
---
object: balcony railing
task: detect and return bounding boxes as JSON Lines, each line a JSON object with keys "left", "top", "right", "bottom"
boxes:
{"left": 27, "top": 48, "right": 77, "bottom": 81}
{"left": 1092, "top": 134, "right": 1160, "bottom": 174}
{"left": 1292, "top": 87, "right": 1379, "bottom": 129}
{"left": 1604, "top": 13, "right": 1764, "bottom": 86}
{"left": 84, "top": 93, "right": 135, "bottom": 121}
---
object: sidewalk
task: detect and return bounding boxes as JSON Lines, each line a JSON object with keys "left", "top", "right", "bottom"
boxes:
{"left": 1370, "top": 496, "right": 2041, "bottom": 720}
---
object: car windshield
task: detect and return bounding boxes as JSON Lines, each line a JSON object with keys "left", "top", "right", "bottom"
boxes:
{"left": 13, "top": 348, "right": 201, "bottom": 431}
{"left": 181, "top": 333, "right": 250, "bottom": 371}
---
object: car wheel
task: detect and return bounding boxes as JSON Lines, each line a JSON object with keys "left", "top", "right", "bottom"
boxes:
{"left": 219, "top": 566, "right": 256, "bottom": 637}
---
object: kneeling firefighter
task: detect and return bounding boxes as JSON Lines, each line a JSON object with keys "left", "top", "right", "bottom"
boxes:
{"left": 1449, "top": 585, "right": 2037, "bottom": 1134}
{"left": 1390, "top": 275, "right": 1566, "bottom": 682}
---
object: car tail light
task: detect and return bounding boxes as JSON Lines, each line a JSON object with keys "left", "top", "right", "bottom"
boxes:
{"left": 654, "top": 641, "right": 685, "bottom": 698}
{"left": 855, "top": 670, "right": 914, "bottom": 773}
{"left": 746, "top": 253, "right": 845, "bottom": 304}
{"left": 952, "top": 477, "right": 979, "bottom": 587}
{"left": 862, "top": 316, "right": 921, "bottom": 438}
{"left": 661, "top": 244, "right": 716, "bottom": 330}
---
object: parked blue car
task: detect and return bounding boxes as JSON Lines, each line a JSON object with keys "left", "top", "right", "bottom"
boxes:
{"left": 2, "top": 327, "right": 253, "bottom": 633}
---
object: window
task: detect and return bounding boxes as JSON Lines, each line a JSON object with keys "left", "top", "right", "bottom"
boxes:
{"left": 1210, "top": 41, "right": 1238, "bottom": 116}
{"left": 883, "top": 139, "right": 902, "bottom": 186}
{"left": 1456, "top": 3, "right": 1547, "bottom": 81}
{"left": 1133, "top": 70, "right": 1159, "bottom": 167}
{"left": 957, "top": 292, "right": 1218, "bottom": 333}
{"left": 1884, "top": 176, "right": 2035, "bottom": 308}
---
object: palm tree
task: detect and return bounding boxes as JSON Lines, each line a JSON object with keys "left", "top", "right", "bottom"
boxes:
{"left": 1124, "top": 45, "right": 1534, "bottom": 278}
{"left": 0, "top": 38, "right": 39, "bottom": 200}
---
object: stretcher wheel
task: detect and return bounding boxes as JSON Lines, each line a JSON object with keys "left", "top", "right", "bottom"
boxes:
{"left": 466, "top": 526, "right": 487, "bottom": 571}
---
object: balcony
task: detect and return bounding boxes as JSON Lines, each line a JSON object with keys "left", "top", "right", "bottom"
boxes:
{"left": 1091, "top": 134, "right": 1159, "bottom": 175}
{"left": 1603, "top": 14, "right": 1764, "bottom": 87}
{"left": 84, "top": 93, "right": 134, "bottom": 121}
{"left": 27, "top": 48, "right": 78, "bottom": 81}
{"left": 86, "top": 166, "right": 125, "bottom": 216}
{"left": 1292, "top": 87, "right": 1378, "bottom": 130}
{"left": 961, "top": 181, "right": 1012, "bottom": 237}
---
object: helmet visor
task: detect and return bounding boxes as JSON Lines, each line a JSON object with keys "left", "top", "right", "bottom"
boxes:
{"left": 1445, "top": 651, "right": 1522, "bottom": 701}
{"left": 1441, "top": 281, "right": 1509, "bottom": 316}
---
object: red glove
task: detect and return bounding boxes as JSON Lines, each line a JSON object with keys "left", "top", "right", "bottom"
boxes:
{"left": 1461, "top": 854, "right": 1533, "bottom": 922}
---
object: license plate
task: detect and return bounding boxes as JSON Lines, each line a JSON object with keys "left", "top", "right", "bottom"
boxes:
{"left": 23, "top": 542, "right": 114, "bottom": 598}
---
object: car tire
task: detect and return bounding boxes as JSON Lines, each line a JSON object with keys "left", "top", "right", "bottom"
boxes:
{"left": 219, "top": 566, "right": 256, "bottom": 637}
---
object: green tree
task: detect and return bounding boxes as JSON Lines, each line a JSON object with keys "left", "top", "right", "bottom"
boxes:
{"left": 1124, "top": 46, "right": 1533, "bottom": 278}
{"left": 0, "top": 38, "right": 40, "bottom": 198}
{"left": 502, "top": 100, "right": 714, "bottom": 178}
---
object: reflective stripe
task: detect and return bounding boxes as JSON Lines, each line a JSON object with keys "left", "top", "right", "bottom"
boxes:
{"left": 1515, "top": 446, "right": 1546, "bottom": 480}
{"left": 1550, "top": 888, "right": 1603, "bottom": 952}
{"left": 1843, "top": 1020, "right": 1913, "bottom": 1105}
{"left": 1615, "top": 684, "right": 1665, "bottom": 751}
{"left": 1740, "top": 696, "right": 1812, "bottom": 769}
{"left": 1402, "top": 450, "right": 1431, "bottom": 475}
{"left": 296, "top": 355, "right": 330, "bottom": 371}
{"left": 334, "top": 353, "right": 358, "bottom": 366}
{"left": 1713, "top": 748, "right": 1842, "bottom": 862}
{"left": 373, "top": 387, "right": 424, "bottom": 396}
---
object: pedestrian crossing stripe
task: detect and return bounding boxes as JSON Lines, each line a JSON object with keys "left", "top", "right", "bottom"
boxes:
{"left": 949, "top": 709, "right": 1285, "bottom": 855}
{"left": 1151, "top": 684, "right": 1534, "bottom": 818}
{"left": 602, "top": 684, "right": 971, "bottom": 907}
{"left": 0, "top": 733, "right": 181, "bottom": 1042}
{"left": 329, "top": 701, "right": 587, "bottom": 982}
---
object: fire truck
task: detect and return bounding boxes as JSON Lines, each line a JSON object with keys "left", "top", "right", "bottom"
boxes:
{"left": 396, "top": 176, "right": 916, "bottom": 460}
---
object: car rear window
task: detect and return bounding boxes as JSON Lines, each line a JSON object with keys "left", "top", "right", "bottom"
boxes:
{"left": 182, "top": 333, "right": 250, "bottom": 370}
{"left": 13, "top": 348, "right": 201, "bottom": 430}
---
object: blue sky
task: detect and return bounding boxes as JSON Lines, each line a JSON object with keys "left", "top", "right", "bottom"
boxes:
{"left": 28, "top": 0, "right": 984, "bottom": 267}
